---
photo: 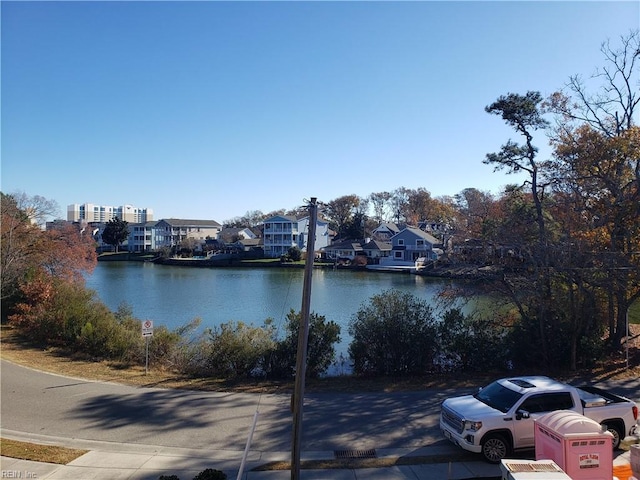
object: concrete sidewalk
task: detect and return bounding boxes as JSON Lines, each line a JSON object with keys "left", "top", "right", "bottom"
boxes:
{"left": 0, "top": 430, "right": 503, "bottom": 480}
{"left": 0, "top": 450, "right": 501, "bottom": 480}
{"left": 0, "top": 437, "right": 635, "bottom": 480}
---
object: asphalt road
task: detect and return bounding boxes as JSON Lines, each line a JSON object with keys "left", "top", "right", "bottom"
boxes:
{"left": 2, "top": 360, "right": 639, "bottom": 455}
{"left": 1, "top": 360, "right": 458, "bottom": 453}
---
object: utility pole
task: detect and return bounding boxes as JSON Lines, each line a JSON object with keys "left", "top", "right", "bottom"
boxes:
{"left": 291, "top": 197, "right": 318, "bottom": 480}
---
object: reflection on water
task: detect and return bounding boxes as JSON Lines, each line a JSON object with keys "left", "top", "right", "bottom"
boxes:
{"left": 86, "top": 262, "right": 452, "bottom": 359}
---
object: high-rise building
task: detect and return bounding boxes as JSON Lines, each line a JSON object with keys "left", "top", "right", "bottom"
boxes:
{"left": 67, "top": 203, "right": 154, "bottom": 223}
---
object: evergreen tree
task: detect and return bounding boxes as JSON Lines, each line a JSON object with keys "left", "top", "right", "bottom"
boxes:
{"left": 102, "top": 217, "right": 129, "bottom": 252}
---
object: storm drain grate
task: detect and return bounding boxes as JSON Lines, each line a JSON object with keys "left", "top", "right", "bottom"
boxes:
{"left": 334, "top": 449, "right": 377, "bottom": 459}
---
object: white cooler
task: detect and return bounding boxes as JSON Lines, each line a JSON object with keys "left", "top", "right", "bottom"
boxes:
{"left": 500, "top": 459, "right": 571, "bottom": 480}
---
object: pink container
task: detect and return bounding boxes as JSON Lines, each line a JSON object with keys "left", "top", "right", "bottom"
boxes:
{"left": 535, "top": 410, "right": 613, "bottom": 480}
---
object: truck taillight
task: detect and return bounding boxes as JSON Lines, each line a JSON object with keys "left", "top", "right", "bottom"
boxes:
{"left": 633, "top": 405, "right": 638, "bottom": 421}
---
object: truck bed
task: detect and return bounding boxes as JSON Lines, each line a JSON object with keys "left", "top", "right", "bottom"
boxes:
{"left": 577, "top": 385, "right": 630, "bottom": 407}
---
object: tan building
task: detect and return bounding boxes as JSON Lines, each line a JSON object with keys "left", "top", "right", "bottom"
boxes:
{"left": 154, "top": 218, "right": 222, "bottom": 249}
{"left": 67, "top": 203, "right": 153, "bottom": 223}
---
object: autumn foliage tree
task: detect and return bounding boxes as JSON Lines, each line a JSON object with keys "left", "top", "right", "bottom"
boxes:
{"left": 547, "top": 31, "right": 640, "bottom": 349}
{"left": 474, "top": 32, "right": 639, "bottom": 370}
{"left": 1, "top": 192, "right": 98, "bottom": 339}
{"left": 1, "top": 193, "right": 44, "bottom": 315}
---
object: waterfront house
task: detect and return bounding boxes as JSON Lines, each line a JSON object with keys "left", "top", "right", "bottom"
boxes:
{"left": 234, "top": 237, "right": 262, "bottom": 253}
{"left": 297, "top": 215, "right": 330, "bottom": 252}
{"left": 262, "top": 215, "right": 300, "bottom": 258}
{"left": 262, "top": 214, "right": 330, "bottom": 258}
{"left": 371, "top": 222, "right": 401, "bottom": 241}
{"left": 322, "top": 239, "right": 364, "bottom": 260}
{"left": 361, "top": 239, "right": 392, "bottom": 262}
{"left": 379, "top": 226, "right": 441, "bottom": 266}
{"left": 155, "top": 219, "right": 222, "bottom": 250}
{"left": 218, "top": 227, "right": 258, "bottom": 243}
{"left": 129, "top": 221, "right": 160, "bottom": 253}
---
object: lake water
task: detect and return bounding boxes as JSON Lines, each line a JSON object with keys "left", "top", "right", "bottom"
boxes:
{"left": 85, "top": 262, "right": 453, "bottom": 360}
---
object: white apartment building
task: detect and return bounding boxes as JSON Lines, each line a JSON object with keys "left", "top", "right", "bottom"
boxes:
{"left": 263, "top": 214, "right": 330, "bottom": 258}
{"left": 67, "top": 203, "right": 153, "bottom": 223}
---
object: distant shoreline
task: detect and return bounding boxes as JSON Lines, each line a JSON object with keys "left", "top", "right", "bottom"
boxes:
{"left": 97, "top": 252, "right": 492, "bottom": 279}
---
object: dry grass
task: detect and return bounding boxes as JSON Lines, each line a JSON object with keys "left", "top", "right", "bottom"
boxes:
{"left": 0, "top": 438, "right": 88, "bottom": 464}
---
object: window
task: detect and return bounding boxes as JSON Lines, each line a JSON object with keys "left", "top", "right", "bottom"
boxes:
{"left": 398, "top": 239, "right": 405, "bottom": 246}
{"left": 416, "top": 240, "right": 424, "bottom": 247}
{"left": 519, "top": 393, "right": 574, "bottom": 414}
{"left": 476, "top": 381, "right": 524, "bottom": 413}
{"left": 394, "top": 251, "right": 403, "bottom": 259}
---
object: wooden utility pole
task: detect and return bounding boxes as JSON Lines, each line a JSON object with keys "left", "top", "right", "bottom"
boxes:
{"left": 291, "top": 197, "right": 318, "bottom": 480}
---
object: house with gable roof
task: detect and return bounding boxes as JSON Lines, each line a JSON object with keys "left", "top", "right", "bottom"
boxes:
{"left": 361, "top": 239, "right": 392, "bottom": 261}
{"left": 379, "top": 226, "right": 441, "bottom": 267}
{"left": 262, "top": 214, "right": 298, "bottom": 258}
{"left": 218, "top": 227, "right": 258, "bottom": 243}
{"left": 371, "top": 222, "right": 401, "bottom": 241}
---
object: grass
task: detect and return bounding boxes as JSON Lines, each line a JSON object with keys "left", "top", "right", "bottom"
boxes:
{"left": 0, "top": 438, "right": 87, "bottom": 464}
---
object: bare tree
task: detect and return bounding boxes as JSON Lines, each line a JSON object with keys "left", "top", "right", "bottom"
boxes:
{"left": 547, "top": 30, "right": 639, "bottom": 137}
{"left": 369, "top": 191, "right": 392, "bottom": 224}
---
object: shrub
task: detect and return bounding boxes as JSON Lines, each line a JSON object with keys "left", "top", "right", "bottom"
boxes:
{"left": 192, "top": 468, "right": 227, "bottom": 480}
{"left": 203, "top": 321, "right": 276, "bottom": 377}
{"left": 149, "top": 318, "right": 202, "bottom": 371}
{"left": 265, "top": 309, "right": 341, "bottom": 379}
{"left": 348, "top": 289, "right": 438, "bottom": 376}
{"left": 436, "top": 308, "right": 509, "bottom": 372}
{"left": 287, "top": 246, "right": 302, "bottom": 262}
{"left": 9, "top": 276, "right": 66, "bottom": 345}
{"left": 9, "top": 277, "right": 139, "bottom": 359}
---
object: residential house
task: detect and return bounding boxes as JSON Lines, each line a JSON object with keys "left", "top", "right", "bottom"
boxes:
{"left": 234, "top": 238, "right": 262, "bottom": 253}
{"left": 380, "top": 226, "right": 441, "bottom": 266}
{"left": 53, "top": 220, "right": 123, "bottom": 252}
{"left": 297, "top": 216, "right": 330, "bottom": 252}
{"left": 262, "top": 215, "right": 299, "bottom": 258}
{"left": 154, "top": 219, "right": 222, "bottom": 250}
{"left": 371, "top": 222, "right": 400, "bottom": 241}
{"left": 361, "top": 239, "right": 392, "bottom": 262}
{"left": 418, "top": 220, "right": 453, "bottom": 252}
{"left": 129, "top": 221, "right": 160, "bottom": 252}
{"left": 218, "top": 227, "right": 258, "bottom": 243}
{"left": 322, "top": 239, "right": 363, "bottom": 260}
{"left": 262, "top": 214, "right": 330, "bottom": 258}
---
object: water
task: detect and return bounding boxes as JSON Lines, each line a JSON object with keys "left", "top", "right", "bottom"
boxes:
{"left": 85, "top": 262, "right": 452, "bottom": 359}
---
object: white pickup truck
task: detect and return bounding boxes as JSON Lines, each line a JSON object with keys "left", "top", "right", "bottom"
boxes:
{"left": 440, "top": 375, "right": 638, "bottom": 463}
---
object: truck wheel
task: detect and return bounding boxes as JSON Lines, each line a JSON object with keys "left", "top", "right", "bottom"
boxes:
{"left": 481, "top": 434, "right": 510, "bottom": 464}
{"left": 602, "top": 423, "right": 622, "bottom": 449}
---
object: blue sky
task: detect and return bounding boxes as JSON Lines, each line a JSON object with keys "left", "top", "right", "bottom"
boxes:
{"left": 2, "top": 1, "right": 638, "bottom": 223}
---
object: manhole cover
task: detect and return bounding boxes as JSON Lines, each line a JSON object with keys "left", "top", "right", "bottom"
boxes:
{"left": 334, "top": 449, "right": 377, "bottom": 459}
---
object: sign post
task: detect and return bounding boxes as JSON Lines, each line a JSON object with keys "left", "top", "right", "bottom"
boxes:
{"left": 141, "top": 320, "right": 154, "bottom": 374}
